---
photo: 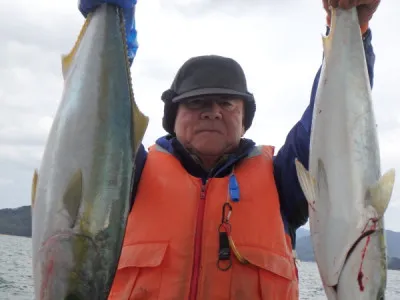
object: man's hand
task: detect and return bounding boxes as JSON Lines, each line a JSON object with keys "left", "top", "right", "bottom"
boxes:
{"left": 78, "top": 0, "right": 139, "bottom": 65}
{"left": 323, "top": 0, "right": 380, "bottom": 34}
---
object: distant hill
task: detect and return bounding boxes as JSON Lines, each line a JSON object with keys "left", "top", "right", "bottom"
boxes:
{"left": 296, "top": 227, "right": 310, "bottom": 240}
{"left": 386, "top": 230, "right": 400, "bottom": 259}
{"left": 296, "top": 228, "right": 400, "bottom": 271}
{"left": 0, "top": 206, "right": 31, "bottom": 237}
{"left": 389, "top": 257, "right": 400, "bottom": 270}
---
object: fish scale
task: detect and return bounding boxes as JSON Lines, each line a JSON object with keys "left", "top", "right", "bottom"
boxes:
{"left": 295, "top": 6, "right": 395, "bottom": 300}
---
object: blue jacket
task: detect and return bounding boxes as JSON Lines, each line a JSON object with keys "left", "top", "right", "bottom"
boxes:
{"left": 130, "top": 28, "right": 376, "bottom": 249}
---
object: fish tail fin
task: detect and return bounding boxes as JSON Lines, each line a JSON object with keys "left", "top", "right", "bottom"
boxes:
{"left": 294, "top": 158, "right": 317, "bottom": 207}
{"left": 322, "top": 33, "right": 332, "bottom": 59}
{"left": 369, "top": 168, "right": 396, "bottom": 218}
{"left": 323, "top": 6, "right": 360, "bottom": 56}
{"left": 322, "top": 6, "right": 336, "bottom": 57}
{"left": 61, "top": 15, "right": 92, "bottom": 79}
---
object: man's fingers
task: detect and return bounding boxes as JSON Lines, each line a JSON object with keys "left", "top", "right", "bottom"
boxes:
{"left": 352, "top": 0, "right": 377, "bottom": 5}
{"left": 338, "top": 0, "right": 378, "bottom": 9}
{"left": 357, "top": 5, "right": 377, "bottom": 24}
{"left": 326, "top": 0, "right": 340, "bottom": 9}
{"left": 337, "top": 0, "right": 358, "bottom": 9}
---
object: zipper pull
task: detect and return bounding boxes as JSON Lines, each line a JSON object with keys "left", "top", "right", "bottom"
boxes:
{"left": 200, "top": 187, "right": 205, "bottom": 199}
{"left": 200, "top": 180, "right": 208, "bottom": 200}
{"left": 218, "top": 231, "right": 231, "bottom": 260}
{"left": 217, "top": 224, "right": 232, "bottom": 271}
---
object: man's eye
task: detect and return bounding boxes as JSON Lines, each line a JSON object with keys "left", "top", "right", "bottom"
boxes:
{"left": 191, "top": 100, "right": 203, "bottom": 105}
{"left": 220, "top": 101, "right": 235, "bottom": 109}
{"left": 186, "top": 99, "right": 204, "bottom": 108}
{"left": 221, "top": 101, "right": 232, "bottom": 106}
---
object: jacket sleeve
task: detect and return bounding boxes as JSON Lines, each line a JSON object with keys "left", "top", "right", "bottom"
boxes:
{"left": 273, "top": 28, "right": 376, "bottom": 234}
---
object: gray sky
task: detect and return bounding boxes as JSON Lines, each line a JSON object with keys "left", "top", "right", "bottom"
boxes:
{"left": 1, "top": 0, "right": 399, "bottom": 231}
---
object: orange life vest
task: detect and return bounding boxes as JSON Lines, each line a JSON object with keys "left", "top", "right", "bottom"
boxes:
{"left": 108, "top": 144, "right": 299, "bottom": 300}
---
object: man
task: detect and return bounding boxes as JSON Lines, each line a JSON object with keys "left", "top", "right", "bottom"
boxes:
{"left": 79, "top": 0, "right": 379, "bottom": 299}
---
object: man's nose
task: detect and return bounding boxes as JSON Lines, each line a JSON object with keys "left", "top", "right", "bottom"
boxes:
{"left": 200, "top": 102, "right": 222, "bottom": 120}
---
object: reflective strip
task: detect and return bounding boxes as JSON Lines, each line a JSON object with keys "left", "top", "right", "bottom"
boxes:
{"left": 246, "top": 145, "right": 263, "bottom": 158}
{"left": 152, "top": 144, "right": 169, "bottom": 153}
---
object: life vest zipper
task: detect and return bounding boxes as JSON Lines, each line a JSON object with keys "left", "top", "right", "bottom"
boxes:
{"left": 188, "top": 180, "right": 208, "bottom": 300}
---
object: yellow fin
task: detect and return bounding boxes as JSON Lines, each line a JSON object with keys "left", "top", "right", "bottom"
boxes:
{"left": 322, "top": 34, "right": 332, "bottom": 58}
{"left": 31, "top": 169, "right": 38, "bottom": 208}
{"left": 132, "top": 102, "right": 149, "bottom": 154}
{"left": 62, "top": 169, "right": 83, "bottom": 229}
{"left": 322, "top": 6, "right": 337, "bottom": 58}
{"left": 294, "top": 158, "right": 317, "bottom": 207}
{"left": 61, "top": 15, "right": 92, "bottom": 79}
{"left": 369, "top": 168, "right": 396, "bottom": 218}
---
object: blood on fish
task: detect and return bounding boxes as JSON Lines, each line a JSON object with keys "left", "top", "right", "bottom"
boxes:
{"left": 38, "top": 231, "right": 74, "bottom": 299}
{"left": 40, "top": 256, "right": 55, "bottom": 299}
{"left": 357, "top": 219, "right": 378, "bottom": 291}
{"left": 357, "top": 268, "right": 365, "bottom": 291}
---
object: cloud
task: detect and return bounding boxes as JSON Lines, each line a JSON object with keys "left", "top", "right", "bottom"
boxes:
{"left": 1, "top": 0, "right": 399, "bottom": 231}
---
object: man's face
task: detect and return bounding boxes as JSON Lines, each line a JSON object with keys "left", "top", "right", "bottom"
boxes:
{"left": 174, "top": 95, "right": 245, "bottom": 157}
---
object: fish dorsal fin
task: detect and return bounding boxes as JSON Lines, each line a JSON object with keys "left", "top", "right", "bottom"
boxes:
{"left": 62, "top": 169, "right": 84, "bottom": 229}
{"left": 368, "top": 168, "right": 396, "bottom": 218}
{"left": 131, "top": 101, "right": 149, "bottom": 155}
{"left": 294, "top": 158, "right": 317, "bottom": 207}
{"left": 31, "top": 169, "right": 39, "bottom": 208}
{"left": 61, "top": 15, "right": 92, "bottom": 79}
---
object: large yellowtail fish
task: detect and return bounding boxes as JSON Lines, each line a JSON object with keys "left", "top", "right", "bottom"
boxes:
{"left": 31, "top": 3, "right": 148, "bottom": 299}
{"left": 294, "top": 6, "right": 395, "bottom": 300}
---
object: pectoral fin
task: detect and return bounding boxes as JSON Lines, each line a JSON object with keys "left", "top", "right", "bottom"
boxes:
{"left": 294, "top": 158, "right": 318, "bottom": 207}
{"left": 62, "top": 169, "right": 83, "bottom": 229}
{"left": 368, "top": 168, "right": 396, "bottom": 218}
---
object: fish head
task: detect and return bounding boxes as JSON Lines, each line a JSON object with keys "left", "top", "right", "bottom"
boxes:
{"left": 35, "top": 231, "right": 104, "bottom": 300}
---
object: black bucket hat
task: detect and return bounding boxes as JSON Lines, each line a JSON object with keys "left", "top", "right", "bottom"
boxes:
{"left": 161, "top": 55, "right": 256, "bottom": 135}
